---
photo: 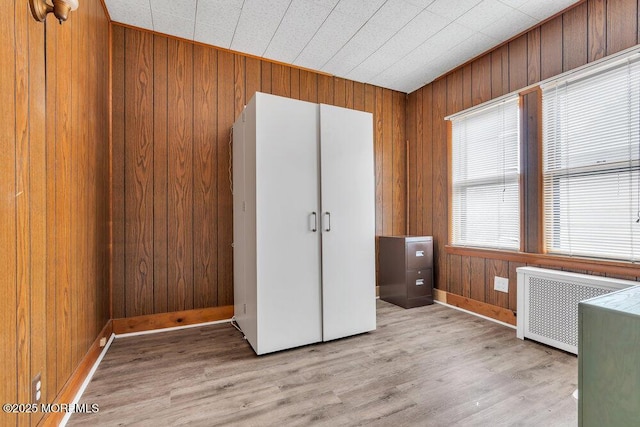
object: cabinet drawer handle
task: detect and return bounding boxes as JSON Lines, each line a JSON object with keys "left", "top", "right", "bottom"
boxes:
{"left": 416, "top": 250, "right": 424, "bottom": 257}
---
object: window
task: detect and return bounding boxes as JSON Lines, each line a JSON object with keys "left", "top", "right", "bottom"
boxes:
{"left": 542, "top": 56, "right": 640, "bottom": 261}
{"left": 450, "top": 96, "right": 520, "bottom": 250}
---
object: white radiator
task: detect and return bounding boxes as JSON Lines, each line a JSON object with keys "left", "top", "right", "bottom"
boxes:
{"left": 516, "top": 267, "right": 637, "bottom": 354}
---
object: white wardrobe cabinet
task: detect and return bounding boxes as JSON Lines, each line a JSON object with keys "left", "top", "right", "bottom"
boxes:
{"left": 233, "top": 92, "right": 376, "bottom": 355}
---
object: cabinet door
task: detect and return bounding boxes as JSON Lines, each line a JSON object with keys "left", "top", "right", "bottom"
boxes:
{"left": 254, "top": 93, "right": 322, "bottom": 354}
{"left": 320, "top": 104, "right": 376, "bottom": 341}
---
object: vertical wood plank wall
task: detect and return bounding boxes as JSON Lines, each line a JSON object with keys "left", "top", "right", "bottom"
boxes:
{"left": 406, "top": 0, "right": 640, "bottom": 315}
{"left": 0, "top": 0, "right": 110, "bottom": 425}
{"left": 111, "top": 26, "right": 407, "bottom": 318}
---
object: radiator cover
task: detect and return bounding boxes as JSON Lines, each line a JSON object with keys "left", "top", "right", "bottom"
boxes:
{"left": 516, "top": 267, "right": 636, "bottom": 354}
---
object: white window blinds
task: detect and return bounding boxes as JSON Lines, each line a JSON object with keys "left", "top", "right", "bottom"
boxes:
{"left": 542, "top": 56, "right": 640, "bottom": 261}
{"left": 451, "top": 96, "right": 520, "bottom": 250}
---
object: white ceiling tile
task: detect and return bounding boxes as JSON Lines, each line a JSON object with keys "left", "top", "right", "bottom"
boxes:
{"left": 427, "top": 0, "right": 482, "bottom": 20}
{"left": 404, "top": 0, "right": 437, "bottom": 8}
{"left": 196, "top": 0, "right": 243, "bottom": 23}
{"left": 333, "top": 0, "right": 386, "bottom": 20}
{"left": 293, "top": 10, "right": 365, "bottom": 70}
{"left": 151, "top": 0, "right": 197, "bottom": 21}
{"left": 368, "top": 0, "right": 422, "bottom": 27}
{"left": 230, "top": 0, "right": 292, "bottom": 56}
{"left": 105, "top": 0, "right": 153, "bottom": 29}
{"left": 456, "top": 0, "right": 514, "bottom": 32}
{"left": 321, "top": 23, "right": 395, "bottom": 76}
{"left": 498, "top": 0, "right": 528, "bottom": 8}
{"left": 481, "top": 9, "right": 537, "bottom": 41}
{"left": 153, "top": 12, "right": 195, "bottom": 40}
{"left": 264, "top": 0, "right": 334, "bottom": 63}
{"left": 518, "top": 0, "right": 578, "bottom": 20}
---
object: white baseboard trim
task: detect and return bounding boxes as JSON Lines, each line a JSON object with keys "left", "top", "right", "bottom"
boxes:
{"left": 60, "top": 333, "right": 116, "bottom": 427}
{"left": 115, "top": 318, "right": 232, "bottom": 338}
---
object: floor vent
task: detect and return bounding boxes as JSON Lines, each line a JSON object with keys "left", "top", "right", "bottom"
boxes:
{"left": 516, "top": 267, "right": 636, "bottom": 354}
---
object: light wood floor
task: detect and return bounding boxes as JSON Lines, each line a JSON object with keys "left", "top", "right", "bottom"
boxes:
{"left": 68, "top": 301, "right": 578, "bottom": 426}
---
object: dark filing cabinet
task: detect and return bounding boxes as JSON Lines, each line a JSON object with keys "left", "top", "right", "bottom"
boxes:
{"left": 379, "top": 236, "right": 434, "bottom": 308}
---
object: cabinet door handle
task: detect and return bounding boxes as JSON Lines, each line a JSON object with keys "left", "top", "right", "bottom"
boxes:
{"left": 324, "top": 212, "right": 331, "bottom": 232}
{"left": 416, "top": 279, "right": 424, "bottom": 286}
{"left": 310, "top": 212, "right": 317, "bottom": 232}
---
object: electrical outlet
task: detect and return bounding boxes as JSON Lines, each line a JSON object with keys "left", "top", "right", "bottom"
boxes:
{"left": 32, "top": 373, "right": 41, "bottom": 404}
{"left": 99, "top": 337, "right": 107, "bottom": 347}
{"left": 494, "top": 276, "right": 509, "bottom": 293}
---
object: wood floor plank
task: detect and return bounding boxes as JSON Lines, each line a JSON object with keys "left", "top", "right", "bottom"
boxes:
{"left": 69, "top": 301, "right": 577, "bottom": 426}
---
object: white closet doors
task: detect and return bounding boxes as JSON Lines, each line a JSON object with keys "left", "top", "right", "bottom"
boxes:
{"left": 254, "top": 94, "right": 322, "bottom": 354}
{"left": 319, "top": 104, "right": 376, "bottom": 341}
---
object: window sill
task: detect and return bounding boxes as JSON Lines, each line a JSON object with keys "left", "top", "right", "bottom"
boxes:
{"left": 445, "top": 245, "right": 640, "bottom": 278}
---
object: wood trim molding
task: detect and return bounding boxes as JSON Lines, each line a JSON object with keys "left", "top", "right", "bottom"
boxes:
{"left": 445, "top": 245, "right": 640, "bottom": 277}
{"left": 112, "top": 305, "right": 234, "bottom": 335}
{"left": 441, "top": 291, "right": 517, "bottom": 326}
{"left": 39, "top": 320, "right": 113, "bottom": 427}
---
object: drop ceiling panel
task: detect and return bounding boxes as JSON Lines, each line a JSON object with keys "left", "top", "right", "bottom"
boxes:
{"left": 104, "top": 0, "right": 581, "bottom": 93}
{"left": 229, "top": 0, "right": 291, "bottom": 56}
{"left": 263, "top": 0, "right": 335, "bottom": 63}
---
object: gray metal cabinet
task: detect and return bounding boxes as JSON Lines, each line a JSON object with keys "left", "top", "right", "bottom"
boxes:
{"left": 578, "top": 285, "right": 640, "bottom": 426}
{"left": 378, "top": 236, "right": 433, "bottom": 308}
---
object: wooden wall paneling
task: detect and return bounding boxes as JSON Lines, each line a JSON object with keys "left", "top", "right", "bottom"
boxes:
{"left": 15, "top": 0, "right": 32, "bottom": 419}
{"left": 471, "top": 54, "right": 492, "bottom": 106}
{"left": 421, "top": 85, "right": 433, "bottom": 236}
{"left": 606, "top": 0, "right": 637, "bottom": 54}
{"left": 334, "top": 77, "right": 346, "bottom": 107}
{"left": 193, "top": 45, "right": 219, "bottom": 309}
{"left": 392, "top": 91, "right": 406, "bottom": 235}
{"left": 245, "top": 57, "right": 261, "bottom": 102}
{"left": 373, "top": 86, "right": 383, "bottom": 236}
{"left": 563, "top": 1, "right": 588, "bottom": 71}
{"left": 45, "top": 8, "right": 59, "bottom": 401}
{"left": 462, "top": 64, "right": 472, "bottom": 109}
{"left": 353, "top": 81, "right": 364, "bottom": 111}
{"left": 153, "top": 34, "right": 169, "bottom": 314}
{"left": 381, "top": 89, "right": 393, "bottom": 235}
{"left": 271, "top": 63, "right": 290, "bottom": 98}
{"left": 216, "top": 51, "right": 234, "bottom": 306}
{"left": 124, "top": 29, "right": 154, "bottom": 317}
{"left": 111, "top": 25, "right": 126, "bottom": 319}
{"left": 0, "top": 0, "right": 17, "bottom": 419}
{"left": 491, "top": 45, "right": 509, "bottom": 98}
{"left": 432, "top": 78, "right": 447, "bottom": 289}
{"left": 527, "top": 27, "right": 541, "bottom": 84}
{"left": 55, "top": 15, "right": 74, "bottom": 390}
{"left": 406, "top": 92, "right": 417, "bottom": 235}
{"left": 345, "top": 78, "right": 354, "bottom": 109}
{"left": 461, "top": 256, "right": 471, "bottom": 297}
{"left": 508, "top": 35, "right": 528, "bottom": 92}
{"left": 234, "top": 54, "right": 245, "bottom": 117}
{"left": 448, "top": 254, "right": 462, "bottom": 296}
{"left": 317, "top": 74, "right": 334, "bottom": 105}
{"left": 167, "top": 39, "right": 194, "bottom": 311}
{"left": 299, "top": 70, "right": 317, "bottom": 103}
{"left": 260, "top": 61, "right": 271, "bottom": 93}
{"left": 468, "top": 257, "right": 486, "bottom": 301}
{"left": 540, "top": 16, "right": 563, "bottom": 80}
{"left": 415, "top": 89, "right": 424, "bottom": 236}
{"left": 27, "top": 11, "right": 47, "bottom": 424}
{"left": 290, "top": 68, "right": 300, "bottom": 100}
{"left": 587, "top": 0, "right": 606, "bottom": 62}
{"left": 446, "top": 69, "right": 463, "bottom": 115}
{"left": 485, "top": 259, "right": 509, "bottom": 308}
{"left": 508, "top": 262, "right": 525, "bottom": 312}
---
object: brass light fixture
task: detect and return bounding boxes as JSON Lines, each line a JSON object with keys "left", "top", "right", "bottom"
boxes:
{"left": 29, "top": 0, "right": 79, "bottom": 24}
